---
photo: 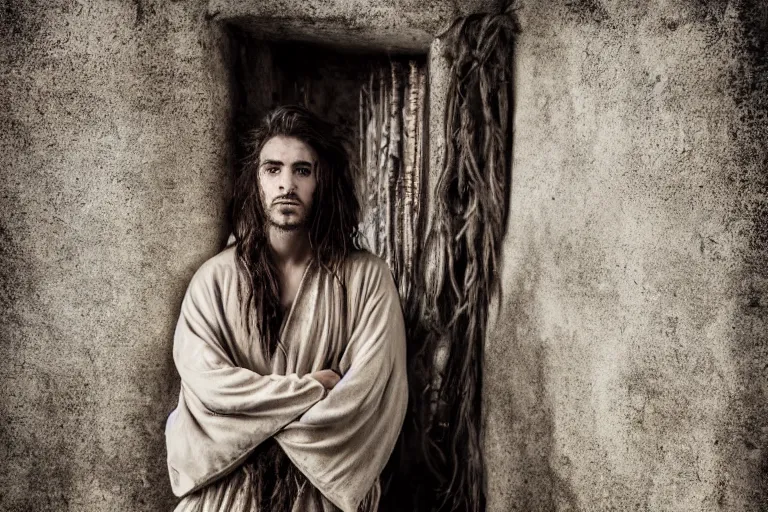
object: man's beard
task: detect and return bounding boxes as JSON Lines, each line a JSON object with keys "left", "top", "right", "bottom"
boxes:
{"left": 262, "top": 193, "right": 311, "bottom": 232}
{"left": 267, "top": 210, "right": 305, "bottom": 232}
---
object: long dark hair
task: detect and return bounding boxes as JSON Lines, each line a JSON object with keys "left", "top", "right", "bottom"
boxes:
{"left": 232, "top": 105, "right": 361, "bottom": 358}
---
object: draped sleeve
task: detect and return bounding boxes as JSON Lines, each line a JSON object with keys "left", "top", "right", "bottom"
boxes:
{"left": 275, "top": 254, "right": 409, "bottom": 512}
{"left": 165, "top": 249, "right": 327, "bottom": 497}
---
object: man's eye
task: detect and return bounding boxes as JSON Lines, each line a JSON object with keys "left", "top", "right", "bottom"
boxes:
{"left": 296, "top": 168, "right": 312, "bottom": 176}
{"left": 266, "top": 167, "right": 280, "bottom": 174}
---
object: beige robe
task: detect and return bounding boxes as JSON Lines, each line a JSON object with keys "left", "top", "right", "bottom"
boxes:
{"left": 165, "top": 246, "right": 408, "bottom": 512}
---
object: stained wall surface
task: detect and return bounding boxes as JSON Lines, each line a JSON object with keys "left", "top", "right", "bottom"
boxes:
{"left": 0, "top": 1, "right": 232, "bottom": 510}
{"left": 484, "top": 0, "right": 768, "bottom": 510}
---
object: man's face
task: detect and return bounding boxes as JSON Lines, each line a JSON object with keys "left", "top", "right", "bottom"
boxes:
{"left": 257, "top": 135, "right": 318, "bottom": 231}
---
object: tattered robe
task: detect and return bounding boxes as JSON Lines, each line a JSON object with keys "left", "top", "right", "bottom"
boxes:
{"left": 165, "top": 246, "right": 408, "bottom": 512}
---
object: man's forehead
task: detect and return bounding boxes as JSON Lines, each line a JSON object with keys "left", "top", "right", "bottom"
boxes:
{"left": 259, "top": 135, "right": 317, "bottom": 164}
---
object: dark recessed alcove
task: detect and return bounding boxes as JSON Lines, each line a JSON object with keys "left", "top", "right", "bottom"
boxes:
{"left": 226, "top": 28, "right": 428, "bottom": 173}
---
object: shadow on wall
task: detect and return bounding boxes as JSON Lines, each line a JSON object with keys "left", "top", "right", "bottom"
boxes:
{"left": 722, "top": 0, "right": 768, "bottom": 506}
{"left": 491, "top": 232, "right": 580, "bottom": 511}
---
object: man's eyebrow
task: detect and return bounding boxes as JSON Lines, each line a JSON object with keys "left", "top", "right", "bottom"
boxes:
{"left": 259, "top": 160, "right": 315, "bottom": 167}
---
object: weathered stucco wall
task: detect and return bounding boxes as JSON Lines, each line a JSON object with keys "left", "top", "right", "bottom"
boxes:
{"left": 485, "top": 1, "right": 768, "bottom": 510}
{"left": 208, "top": 0, "right": 499, "bottom": 53}
{"left": 0, "top": 1, "right": 231, "bottom": 510}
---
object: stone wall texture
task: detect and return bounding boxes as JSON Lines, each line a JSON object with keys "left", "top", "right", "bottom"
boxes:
{"left": 1, "top": 0, "right": 766, "bottom": 511}
{"left": 0, "top": 1, "right": 232, "bottom": 510}
{"left": 485, "top": 0, "right": 768, "bottom": 511}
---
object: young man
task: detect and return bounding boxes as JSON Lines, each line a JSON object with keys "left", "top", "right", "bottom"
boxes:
{"left": 165, "top": 106, "right": 408, "bottom": 512}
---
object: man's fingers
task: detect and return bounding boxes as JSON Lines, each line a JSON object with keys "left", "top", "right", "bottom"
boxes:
{"left": 320, "top": 370, "right": 340, "bottom": 389}
{"left": 326, "top": 370, "right": 341, "bottom": 388}
{"left": 311, "top": 369, "right": 341, "bottom": 390}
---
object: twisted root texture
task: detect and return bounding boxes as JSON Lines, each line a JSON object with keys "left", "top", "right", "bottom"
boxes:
{"left": 359, "top": 61, "right": 426, "bottom": 298}
{"left": 414, "top": 11, "right": 517, "bottom": 512}
{"left": 358, "top": 14, "right": 514, "bottom": 509}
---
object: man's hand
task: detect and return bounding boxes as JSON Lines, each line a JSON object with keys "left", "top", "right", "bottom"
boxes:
{"left": 310, "top": 369, "right": 341, "bottom": 391}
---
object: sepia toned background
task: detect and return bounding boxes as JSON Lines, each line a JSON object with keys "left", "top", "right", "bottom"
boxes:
{"left": 1, "top": 0, "right": 766, "bottom": 510}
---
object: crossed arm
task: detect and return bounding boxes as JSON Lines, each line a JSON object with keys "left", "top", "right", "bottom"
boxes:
{"left": 166, "top": 256, "right": 407, "bottom": 511}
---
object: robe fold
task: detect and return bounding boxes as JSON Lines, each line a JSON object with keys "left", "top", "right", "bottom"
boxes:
{"left": 165, "top": 246, "right": 408, "bottom": 512}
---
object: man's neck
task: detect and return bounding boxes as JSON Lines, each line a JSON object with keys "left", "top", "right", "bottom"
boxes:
{"left": 267, "top": 227, "right": 312, "bottom": 268}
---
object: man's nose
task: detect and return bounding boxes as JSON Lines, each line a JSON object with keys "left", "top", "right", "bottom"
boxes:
{"left": 278, "top": 170, "right": 296, "bottom": 192}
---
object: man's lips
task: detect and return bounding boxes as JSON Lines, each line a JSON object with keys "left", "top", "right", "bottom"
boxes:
{"left": 274, "top": 200, "right": 301, "bottom": 206}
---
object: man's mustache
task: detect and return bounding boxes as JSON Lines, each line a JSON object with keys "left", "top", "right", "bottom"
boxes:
{"left": 272, "top": 194, "right": 303, "bottom": 206}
